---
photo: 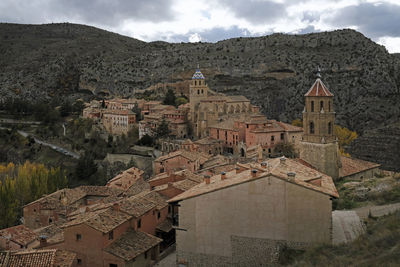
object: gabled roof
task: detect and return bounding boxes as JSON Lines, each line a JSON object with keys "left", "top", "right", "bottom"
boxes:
{"left": 169, "top": 157, "right": 339, "bottom": 203}
{"left": 104, "top": 230, "right": 162, "bottom": 261}
{"left": 0, "top": 249, "right": 75, "bottom": 267}
{"left": 154, "top": 150, "right": 211, "bottom": 163}
{"left": 0, "top": 225, "right": 38, "bottom": 247}
{"left": 305, "top": 78, "right": 334, "bottom": 97}
{"left": 340, "top": 156, "right": 380, "bottom": 178}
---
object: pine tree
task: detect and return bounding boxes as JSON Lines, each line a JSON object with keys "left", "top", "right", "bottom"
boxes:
{"left": 156, "top": 118, "right": 170, "bottom": 138}
{"left": 163, "top": 89, "right": 176, "bottom": 106}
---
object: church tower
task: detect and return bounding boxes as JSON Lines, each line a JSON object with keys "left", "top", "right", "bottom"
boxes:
{"left": 189, "top": 67, "right": 209, "bottom": 137}
{"left": 300, "top": 71, "right": 341, "bottom": 179}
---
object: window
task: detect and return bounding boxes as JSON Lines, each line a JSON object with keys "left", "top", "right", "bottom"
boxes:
{"left": 268, "top": 148, "right": 271, "bottom": 153}
{"left": 280, "top": 133, "right": 284, "bottom": 140}
{"left": 109, "top": 264, "right": 118, "bottom": 267}
{"left": 109, "top": 231, "right": 113, "bottom": 240}
{"left": 246, "top": 124, "right": 249, "bottom": 128}
{"left": 76, "top": 234, "right": 82, "bottom": 241}
{"left": 310, "top": 122, "right": 315, "bottom": 134}
{"left": 320, "top": 101, "right": 324, "bottom": 111}
{"left": 194, "top": 81, "right": 197, "bottom": 86}
{"left": 328, "top": 122, "right": 332, "bottom": 134}
{"left": 311, "top": 101, "right": 314, "bottom": 112}
{"left": 137, "top": 219, "right": 141, "bottom": 228}
{"left": 168, "top": 206, "right": 171, "bottom": 213}
{"left": 201, "top": 89, "right": 204, "bottom": 94}
{"left": 49, "top": 218, "right": 53, "bottom": 224}
{"left": 197, "top": 89, "right": 200, "bottom": 94}
{"left": 271, "top": 135, "right": 275, "bottom": 141}
{"left": 77, "top": 259, "right": 82, "bottom": 265}
{"left": 144, "top": 251, "right": 148, "bottom": 259}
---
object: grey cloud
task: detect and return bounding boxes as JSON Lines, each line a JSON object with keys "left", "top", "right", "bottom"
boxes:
{"left": 0, "top": 0, "right": 174, "bottom": 26}
{"left": 328, "top": 2, "right": 400, "bottom": 38}
{"left": 217, "top": 0, "right": 287, "bottom": 24}
{"left": 295, "top": 25, "right": 320, "bottom": 35}
{"left": 164, "top": 26, "right": 269, "bottom": 43}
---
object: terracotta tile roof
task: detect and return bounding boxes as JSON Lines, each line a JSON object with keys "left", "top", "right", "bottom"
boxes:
{"left": 119, "top": 191, "right": 163, "bottom": 218}
{"left": 0, "top": 225, "right": 38, "bottom": 247}
{"left": 154, "top": 150, "right": 211, "bottom": 163}
{"left": 53, "top": 250, "right": 76, "bottom": 267}
{"left": 169, "top": 157, "right": 339, "bottom": 203}
{"left": 244, "top": 115, "right": 269, "bottom": 124}
{"left": 304, "top": 78, "right": 334, "bottom": 97}
{"left": 194, "top": 136, "right": 222, "bottom": 145}
{"left": 0, "top": 249, "right": 75, "bottom": 267}
{"left": 34, "top": 224, "right": 64, "bottom": 245}
{"left": 156, "top": 219, "right": 173, "bottom": 233}
{"left": 340, "top": 156, "right": 380, "bottom": 178}
{"left": 106, "top": 167, "right": 144, "bottom": 191}
{"left": 124, "top": 179, "right": 150, "bottom": 197}
{"left": 227, "top": 95, "right": 250, "bottom": 102}
{"left": 275, "top": 121, "right": 303, "bottom": 132}
{"left": 172, "top": 179, "right": 200, "bottom": 191}
{"left": 62, "top": 208, "right": 132, "bottom": 233}
{"left": 208, "top": 119, "right": 236, "bottom": 130}
{"left": 250, "top": 120, "right": 285, "bottom": 133}
{"left": 104, "top": 230, "right": 162, "bottom": 261}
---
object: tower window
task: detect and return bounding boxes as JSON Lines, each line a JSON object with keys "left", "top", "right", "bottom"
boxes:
{"left": 194, "top": 81, "right": 197, "bottom": 86}
{"left": 329, "top": 101, "right": 331, "bottom": 112}
{"left": 328, "top": 122, "right": 332, "bottom": 134}
{"left": 311, "top": 101, "right": 314, "bottom": 112}
{"left": 197, "top": 90, "right": 200, "bottom": 94}
{"left": 310, "top": 122, "right": 315, "bottom": 134}
{"left": 201, "top": 89, "right": 204, "bottom": 94}
{"left": 199, "top": 80, "right": 202, "bottom": 85}
{"left": 320, "top": 101, "right": 324, "bottom": 111}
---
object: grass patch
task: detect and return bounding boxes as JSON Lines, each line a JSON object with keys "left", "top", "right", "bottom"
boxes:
{"left": 282, "top": 211, "right": 400, "bottom": 266}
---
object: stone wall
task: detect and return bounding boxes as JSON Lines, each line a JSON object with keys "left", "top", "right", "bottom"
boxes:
{"left": 300, "top": 141, "right": 340, "bottom": 179}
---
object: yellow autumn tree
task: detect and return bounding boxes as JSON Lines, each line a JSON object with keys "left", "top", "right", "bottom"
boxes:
{"left": 0, "top": 161, "right": 68, "bottom": 228}
{"left": 334, "top": 125, "right": 358, "bottom": 156}
{"left": 291, "top": 118, "right": 303, "bottom": 127}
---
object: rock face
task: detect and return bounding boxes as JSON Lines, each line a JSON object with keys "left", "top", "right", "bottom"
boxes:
{"left": 1, "top": 23, "right": 399, "bottom": 170}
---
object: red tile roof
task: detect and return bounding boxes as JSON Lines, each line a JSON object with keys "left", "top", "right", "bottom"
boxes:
{"left": 0, "top": 249, "right": 75, "bottom": 267}
{"left": 305, "top": 78, "right": 334, "bottom": 97}
{"left": 340, "top": 156, "right": 380, "bottom": 178}
{"left": 0, "top": 225, "right": 38, "bottom": 247}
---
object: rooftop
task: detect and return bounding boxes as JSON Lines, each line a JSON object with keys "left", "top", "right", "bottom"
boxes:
{"left": 169, "top": 157, "right": 339, "bottom": 203}
{"left": 0, "top": 225, "right": 38, "bottom": 247}
{"left": 104, "top": 230, "right": 162, "bottom": 261}
{"left": 0, "top": 249, "right": 75, "bottom": 267}
{"left": 340, "top": 156, "right": 381, "bottom": 178}
{"left": 305, "top": 78, "right": 334, "bottom": 97}
{"left": 192, "top": 68, "right": 205, "bottom": 80}
{"left": 154, "top": 150, "right": 211, "bottom": 163}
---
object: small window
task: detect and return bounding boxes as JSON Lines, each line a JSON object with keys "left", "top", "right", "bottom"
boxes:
{"left": 268, "top": 148, "right": 271, "bottom": 153}
{"left": 280, "top": 133, "right": 284, "bottom": 140}
{"left": 137, "top": 219, "right": 141, "bottom": 228}
{"left": 76, "top": 234, "right": 82, "bottom": 241}
{"left": 320, "top": 101, "right": 324, "bottom": 111}
{"left": 77, "top": 259, "right": 82, "bottom": 265}
{"left": 109, "top": 231, "right": 114, "bottom": 240}
{"left": 168, "top": 206, "right": 171, "bottom": 213}
{"left": 194, "top": 81, "right": 197, "bottom": 86}
{"left": 109, "top": 264, "right": 118, "bottom": 267}
{"left": 329, "top": 101, "right": 331, "bottom": 112}
{"left": 311, "top": 101, "right": 314, "bottom": 112}
{"left": 33, "top": 209, "right": 36, "bottom": 212}
{"left": 49, "top": 218, "right": 53, "bottom": 224}
{"left": 197, "top": 90, "right": 200, "bottom": 94}
{"left": 246, "top": 124, "right": 249, "bottom": 128}
{"left": 158, "top": 211, "right": 161, "bottom": 219}
{"left": 271, "top": 136, "right": 275, "bottom": 141}
{"left": 310, "top": 122, "right": 315, "bottom": 134}
{"left": 328, "top": 122, "right": 332, "bottom": 135}
{"left": 144, "top": 251, "right": 148, "bottom": 259}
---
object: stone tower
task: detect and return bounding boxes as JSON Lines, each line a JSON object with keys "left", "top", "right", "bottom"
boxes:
{"left": 300, "top": 72, "right": 341, "bottom": 179}
{"left": 189, "top": 67, "right": 209, "bottom": 138}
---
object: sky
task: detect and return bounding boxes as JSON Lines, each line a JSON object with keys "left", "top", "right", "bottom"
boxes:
{"left": 1, "top": 0, "right": 400, "bottom": 53}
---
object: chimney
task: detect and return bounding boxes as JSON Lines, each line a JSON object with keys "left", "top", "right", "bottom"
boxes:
{"left": 261, "top": 162, "right": 268, "bottom": 169}
{"left": 39, "top": 235, "right": 47, "bottom": 247}
{"left": 204, "top": 175, "right": 211, "bottom": 185}
{"left": 280, "top": 156, "right": 286, "bottom": 165}
{"left": 251, "top": 169, "right": 258, "bottom": 178}
{"left": 287, "top": 172, "right": 296, "bottom": 181}
{"left": 221, "top": 172, "right": 226, "bottom": 180}
{"left": 112, "top": 203, "right": 120, "bottom": 211}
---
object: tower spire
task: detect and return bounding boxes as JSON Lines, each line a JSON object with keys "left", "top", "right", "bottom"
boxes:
{"left": 316, "top": 66, "right": 321, "bottom": 78}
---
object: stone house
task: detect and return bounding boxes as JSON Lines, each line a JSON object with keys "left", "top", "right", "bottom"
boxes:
{"left": 169, "top": 157, "right": 338, "bottom": 266}
{"left": 0, "top": 225, "right": 39, "bottom": 250}
{"left": 105, "top": 98, "right": 144, "bottom": 111}
{"left": 153, "top": 150, "right": 211, "bottom": 175}
{"left": 339, "top": 156, "right": 381, "bottom": 180}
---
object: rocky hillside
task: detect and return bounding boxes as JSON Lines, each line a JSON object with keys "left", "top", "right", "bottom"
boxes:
{"left": 1, "top": 23, "right": 399, "bottom": 170}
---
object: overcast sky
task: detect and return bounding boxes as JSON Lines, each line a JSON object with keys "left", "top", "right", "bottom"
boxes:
{"left": 1, "top": 0, "right": 400, "bottom": 53}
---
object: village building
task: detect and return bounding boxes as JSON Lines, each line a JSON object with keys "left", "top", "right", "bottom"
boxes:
{"left": 23, "top": 186, "right": 123, "bottom": 229}
{"left": 0, "top": 249, "right": 76, "bottom": 267}
{"left": 169, "top": 157, "right": 339, "bottom": 266}
{"left": 105, "top": 98, "right": 144, "bottom": 111}
{"left": 82, "top": 107, "right": 101, "bottom": 119}
{"left": 339, "top": 156, "right": 381, "bottom": 180}
{"left": 0, "top": 225, "right": 39, "bottom": 250}
{"left": 102, "top": 109, "right": 137, "bottom": 136}
{"left": 160, "top": 137, "right": 224, "bottom": 156}
{"left": 153, "top": 150, "right": 212, "bottom": 175}
{"left": 106, "top": 166, "right": 145, "bottom": 191}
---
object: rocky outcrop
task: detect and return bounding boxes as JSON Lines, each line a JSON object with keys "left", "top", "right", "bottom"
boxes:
{"left": 1, "top": 23, "right": 399, "bottom": 170}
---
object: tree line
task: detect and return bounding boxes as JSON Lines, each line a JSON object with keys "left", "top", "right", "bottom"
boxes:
{"left": 0, "top": 161, "right": 68, "bottom": 228}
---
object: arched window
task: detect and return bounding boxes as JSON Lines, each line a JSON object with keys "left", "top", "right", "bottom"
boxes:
{"left": 194, "top": 81, "right": 197, "bottom": 86}
{"left": 311, "top": 101, "right": 314, "bottom": 112}
{"left": 329, "top": 101, "right": 331, "bottom": 112}
{"left": 320, "top": 101, "right": 324, "bottom": 111}
{"left": 201, "top": 89, "right": 204, "bottom": 94}
{"left": 197, "top": 89, "right": 200, "bottom": 95}
{"left": 199, "top": 80, "right": 202, "bottom": 85}
{"left": 328, "top": 122, "right": 332, "bottom": 134}
{"left": 310, "top": 122, "right": 315, "bottom": 134}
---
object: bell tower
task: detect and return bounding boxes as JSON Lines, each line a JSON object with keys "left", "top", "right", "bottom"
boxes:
{"left": 189, "top": 66, "right": 209, "bottom": 137}
{"left": 300, "top": 69, "right": 341, "bottom": 179}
